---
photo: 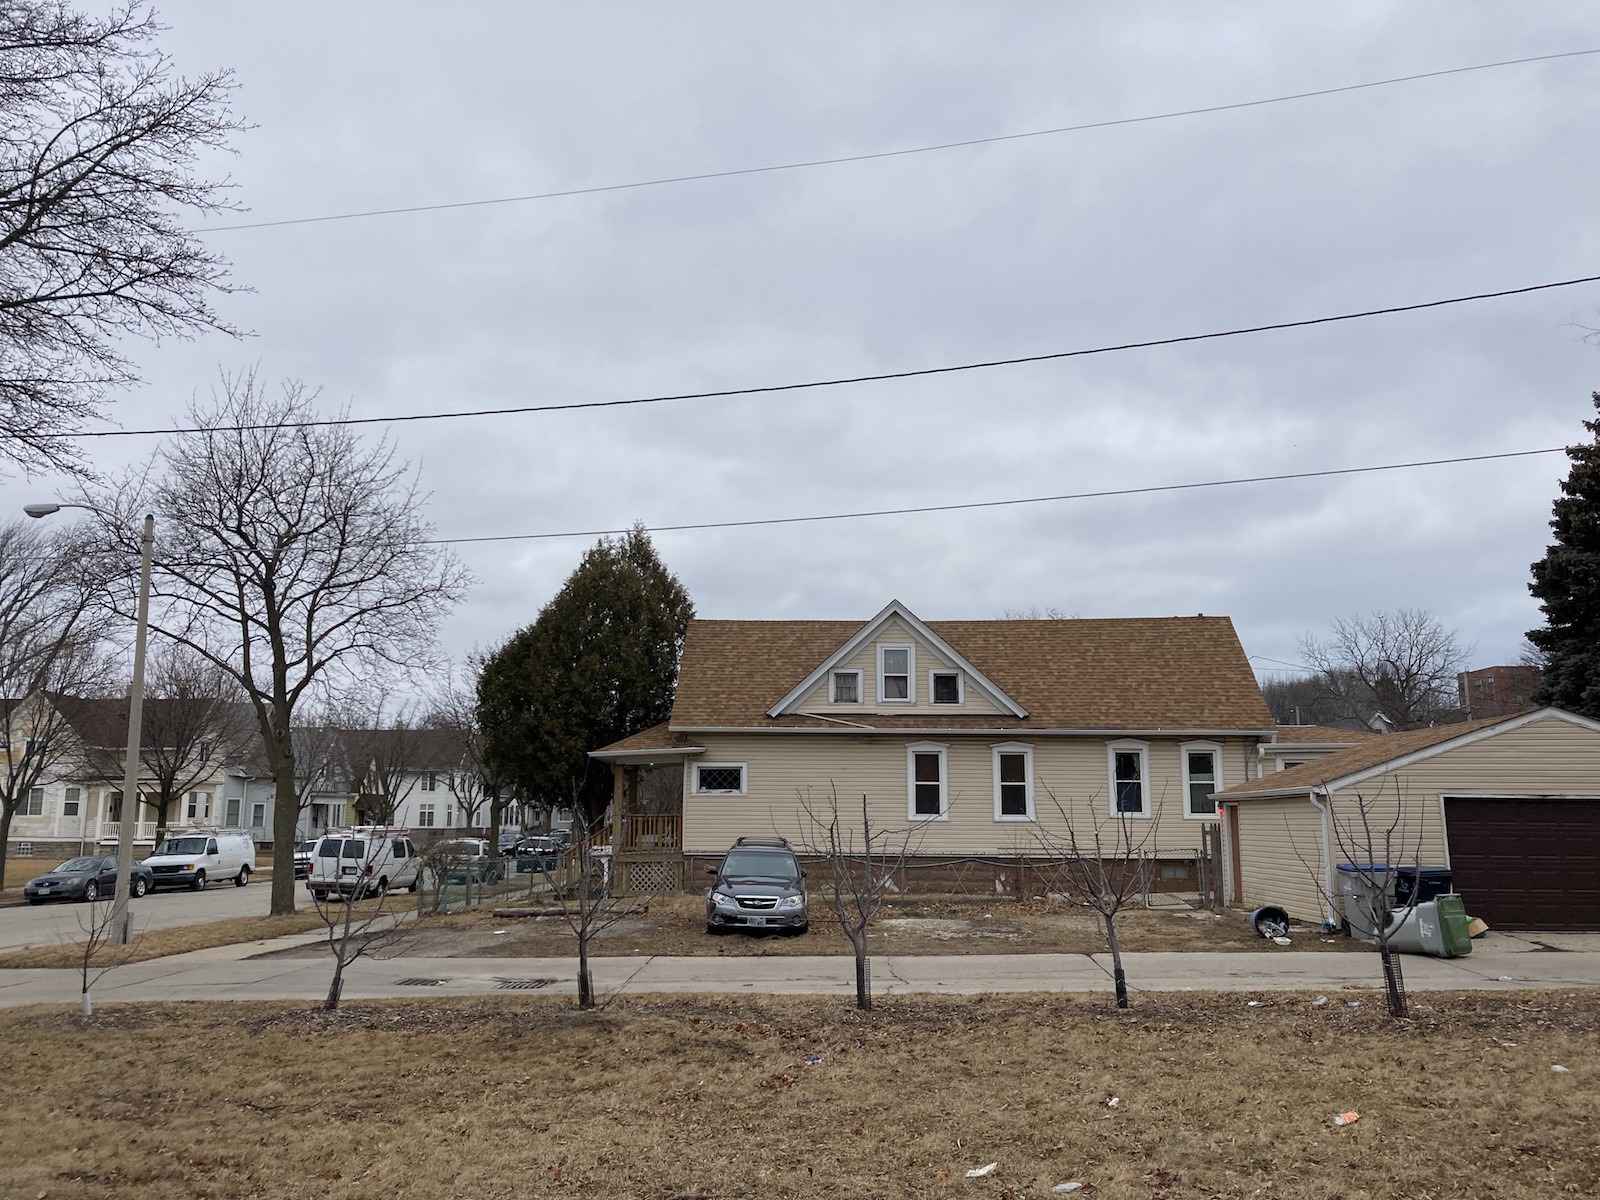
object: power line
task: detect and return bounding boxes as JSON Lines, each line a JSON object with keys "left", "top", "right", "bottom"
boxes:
{"left": 425, "top": 446, "right": 1565, "bottom": 545}
{"left": 199, "top": 49, "right": 1600, "bottom": 234}
{"left": 64, "top": 271, "right": 1600, "bottom": 441}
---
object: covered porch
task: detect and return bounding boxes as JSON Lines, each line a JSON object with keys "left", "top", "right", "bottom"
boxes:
{"left": 592, "top": 724, "right": 703, "bottom": 895}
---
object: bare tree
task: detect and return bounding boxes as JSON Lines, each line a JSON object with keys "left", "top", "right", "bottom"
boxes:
{"left": 1259, "top": 671, "right": 1360, "bottom": 728}
{"left": 1292, "top": 779, "right": 1428, "bottom": 1019}
{"left": 426, "top": 672, "right": 498, "bottom": 834}
{"left": 331, "top": 697, "right": 436, "bottom": 828}
{"left": 797, "top": 786, "right": 921, "bottom": 1011}
{"left": 0, "top": 1, "right": 246, "bottom": 477}
{"left": 133, "top": 644, "right": 251, "bottom": 841}
{"left": 1299, "top": 609, "right": 1471, "bottom": 730}
{"left": 0, "top": 518, "right": 111, "bottom": 883}
{"left": 85, "top": 370, "right": 470, "bottom": 915}
{"left": 527, "top": 814, "right": 631, "bottom": 1009}
{"left": 1035, "top": 785, "right": 1162, "bottom": 1009}
{"left": 74, "top": 892, "right": 136, "bottom": 1018}
{"left": 289, "top": 712, "right": 344, "bottom": 838}
{"left": 309, "top": 831, "right": 410, "bottom": 1012}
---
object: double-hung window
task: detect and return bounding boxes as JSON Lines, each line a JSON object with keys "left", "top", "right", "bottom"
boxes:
{"left": 62, "top": 787, "right": 80, "bottom": 817}
{"left": 992, "top": 743, "right": 1033, "bottom": 820}
{"left": 23, "top": 787, "right": 44, "bottom": 817}
{"left": 906, "top": 742, "right": 948, "bottom": 820}
{"left": 418, "top": 803, "right": 435, "bottom": 828}
{"left": 1181, "top": 742, "right": 1222, "bottom": 818}
{"left": 1107, "top": 740, "right": 1150, "bottom": 817}
{"left": 879, "top": 644, "right": 914, "bottom": 703}
{"left": 830, "top": 670, "right": 862, "bottom": 704}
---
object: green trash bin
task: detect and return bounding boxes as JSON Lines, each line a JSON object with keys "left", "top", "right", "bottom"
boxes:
{"left": 1434, "top": 893, "right": 1473, "bottom": 958}
{"left": 1382, "top": 894, "right": 1472, "bottom": 958}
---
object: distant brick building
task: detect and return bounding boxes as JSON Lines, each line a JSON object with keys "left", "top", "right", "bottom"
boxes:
{"left": 1457, "top": 665, "right": 1542, "bottom": 719}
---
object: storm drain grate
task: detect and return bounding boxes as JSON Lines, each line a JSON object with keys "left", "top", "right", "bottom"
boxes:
{"left": 394, "top": 977, "right": 450, "bottom": 987}
{"left": 496, "top": 977, "right": 556, "bottom": 990}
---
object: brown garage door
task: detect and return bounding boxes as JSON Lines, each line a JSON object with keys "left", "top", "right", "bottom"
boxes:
{"left": 1444, "top": 797, "right": 1600, "bottom": 930}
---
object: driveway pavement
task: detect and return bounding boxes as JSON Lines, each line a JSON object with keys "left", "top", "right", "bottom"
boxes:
{"left": 2, "top": 932, "right": 1599, "bottom": 1008}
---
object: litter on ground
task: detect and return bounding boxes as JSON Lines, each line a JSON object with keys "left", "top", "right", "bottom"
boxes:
{"left": 1552, "top": 1064, "right": 1570, "bottom": 1073}
{"left": 1333, "top": 1111, "right": 1361, "bottom": 1127}
{"left": 966, "top": 1162, "right": 998, "bottom": 1178}
{"left": 1052, "top": 1183, "right": 1085, "bottom": 1194}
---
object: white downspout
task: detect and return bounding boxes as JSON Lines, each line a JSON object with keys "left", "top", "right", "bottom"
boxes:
{"left": 1308, "top": 787, "right": 1337, "bottom": 930}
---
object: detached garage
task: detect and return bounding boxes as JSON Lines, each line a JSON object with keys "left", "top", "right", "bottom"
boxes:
{"left": 1217, "top": 708, "right": 1600, "bottom": 931}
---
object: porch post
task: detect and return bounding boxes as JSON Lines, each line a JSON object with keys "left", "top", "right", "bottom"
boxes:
{"left": 610, "top": 763, "right": 625, "bottom": 849}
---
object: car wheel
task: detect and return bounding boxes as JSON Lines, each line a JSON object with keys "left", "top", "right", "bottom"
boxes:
{"left": 374, "top": 877, "right": 389, "bottom": 897}
{"left": 234, "top": 867, "right": 249, "bottom": 887}
{"left": 131, "top": 876, "right": 148, "bottom": 899}
{"left": 190, "top": 870, "right": 206, "bottom": 891}
{"left": 26, "top": 897, "right": 40, "bottom": 905}
{"left": 310, "top": 888, "right": 326, "bottom": 902}
{"left": 83, "top": 881, "right": 98, "bottom": 903}
{"left": 706, "top": 922, "right": 726, "bottom": 936}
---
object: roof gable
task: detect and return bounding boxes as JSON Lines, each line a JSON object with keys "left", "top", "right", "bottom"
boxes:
{"left": 671, "top": 606, "right": 1275, "bottom": 731}
{"left": 766, "top": 599, "right": 1028, "bottom": 718}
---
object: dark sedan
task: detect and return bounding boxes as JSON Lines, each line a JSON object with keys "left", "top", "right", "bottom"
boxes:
{"left": 23, "top": 855, "right": 154, "bottom": 905}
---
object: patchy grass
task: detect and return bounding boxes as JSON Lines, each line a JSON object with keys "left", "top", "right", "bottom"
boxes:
{"left": 376, "top": 891, "right": 1359, "bottom": 959}
{"left": 0, "top": 894, "right": 398, "bottom": 969}
{"left": 0, "top": 991, "right": 1595, "bottom": 1198}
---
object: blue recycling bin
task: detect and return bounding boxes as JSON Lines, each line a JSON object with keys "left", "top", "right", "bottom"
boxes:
{"left": 1393, "top": 867, "right": 1454, "bottom": 908}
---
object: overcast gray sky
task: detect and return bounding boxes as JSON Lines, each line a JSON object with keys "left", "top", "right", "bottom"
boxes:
{"left": 7, "top": 2, "right": 1600, "bottom": 685}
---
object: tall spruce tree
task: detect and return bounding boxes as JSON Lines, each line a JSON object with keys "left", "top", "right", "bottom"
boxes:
{"left": 476, "top": 525, "right": 693, "bottom": 827}
{"left": 1527, "top": 392, "right": 1600, "bottom": 719}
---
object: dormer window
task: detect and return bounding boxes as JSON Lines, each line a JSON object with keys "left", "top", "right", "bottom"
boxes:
{"left": 931, "top": 670, "right": 962, "bottom": 705}
{"left": 830, "top": 670, "right": 862, "bottom": 704}
{"left": 878, "top": 644, "right": 913, "bottom": 703}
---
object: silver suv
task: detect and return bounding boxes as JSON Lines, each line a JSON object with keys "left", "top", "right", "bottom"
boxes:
{"left": 705, "top": 837, "right": 808, "bottom": 935}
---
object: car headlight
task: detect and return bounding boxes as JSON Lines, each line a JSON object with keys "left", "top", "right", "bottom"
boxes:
{"left": 710, "top": 891, "right": 737, "bottom": 906}
{"left": 780, "top": 895, "right": 805, "bottom": 909}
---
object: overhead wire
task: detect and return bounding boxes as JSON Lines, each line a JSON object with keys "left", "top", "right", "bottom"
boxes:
{"left": 197, "top": 49, "right": 1600, "bottom": 234}
{"left": 58, "top": 271, "right": 1600, "bottom": 440}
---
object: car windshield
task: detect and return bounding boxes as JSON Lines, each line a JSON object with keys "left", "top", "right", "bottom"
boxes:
{"left": 52, "top": 856, "right": 99, "bottom": 873}
{"left": 720, "top": 850, "right": 799, "bottom": 885}
{"left": 154, "top": 837, "right": 208, "bottom": 856}
{"left": 341, "top": 840, "right": 367, "bottom": 859}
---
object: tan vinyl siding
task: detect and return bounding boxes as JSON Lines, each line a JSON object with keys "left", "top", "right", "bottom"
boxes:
{"left": 790, "top": 617, "right": 1010, "bottom": 715}
{"left": 1231, "top": 795, "right": 1332, "bottom": 926}
{"left": 682, "top": 732, "right": 1258, "bottom": 857}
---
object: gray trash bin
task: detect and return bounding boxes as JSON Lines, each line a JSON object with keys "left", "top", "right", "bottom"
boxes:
{"left": 1336, "top": 863, "right": 1395, "bottom": 941}
{"left": 1382, "top": 895, "right": 1473, "bottom": 958}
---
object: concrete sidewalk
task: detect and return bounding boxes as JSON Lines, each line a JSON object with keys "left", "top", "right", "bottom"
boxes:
{"left": 3, "top": 935, "right": 1600, "bottom": 1007}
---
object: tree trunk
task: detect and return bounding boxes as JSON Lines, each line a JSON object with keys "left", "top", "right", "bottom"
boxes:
{"left": 577, "top": 934, "right": 593, "bottom": 1009}
{"left": 0, "top": 804, "right": 14, "bottom": 892}
{"left": 324, "top": 967, "right": 344, "bottom": 1012}
{"left": 851, "top": 930, "right": 872, "bottom": 1011}
{"left": 1103, "top": 912, "right": 1129, "bottom": 1009}
{"left": 266, "top": 710, "right": 298, "bottom": 917}
{"left": 1379, "top": 942, "right": 1408, "bottom": 1018}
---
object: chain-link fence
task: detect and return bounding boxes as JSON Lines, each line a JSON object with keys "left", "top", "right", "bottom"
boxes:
{"left": 414, "top": 855, "right": 586, "bottom": 915}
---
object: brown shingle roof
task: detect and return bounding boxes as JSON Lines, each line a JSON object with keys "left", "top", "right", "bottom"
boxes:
{"left": 1221, "top": 716, "right": 1511, "bottom": 796}
{"left": 592, "top": 722, "right": 707, "bottom": 757}
{"left": 671, "top": 614, "right": 1273, "bottom": 731}
{"left": 1272, "top": 724, "right": 1382, "bottom": 745}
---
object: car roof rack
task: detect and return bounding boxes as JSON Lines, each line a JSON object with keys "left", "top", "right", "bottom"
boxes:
{"left": 733, "top": 836, "right": 790, "bottom": 848}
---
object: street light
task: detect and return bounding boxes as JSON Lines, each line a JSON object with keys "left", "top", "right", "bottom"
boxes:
{"left": 26, "top": 502, "right": 155, "bottom": 945}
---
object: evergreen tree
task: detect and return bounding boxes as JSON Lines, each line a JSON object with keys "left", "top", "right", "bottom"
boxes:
{"left": 1527, "top": 392, "right": 1600, "bottom": 719}
{"left": 476, "top": 525, "right": 693, "bottom": 827}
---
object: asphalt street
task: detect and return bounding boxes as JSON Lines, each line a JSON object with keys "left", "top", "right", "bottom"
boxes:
{"left": 0, "top": 870, "right": 284, "bottom": 953}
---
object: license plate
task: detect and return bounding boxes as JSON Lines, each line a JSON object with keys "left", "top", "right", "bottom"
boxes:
{"left": 747, "top": 916, "right": 767, "bottom": 927}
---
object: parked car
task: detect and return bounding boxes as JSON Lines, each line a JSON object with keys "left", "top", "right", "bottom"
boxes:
{"left": 430, "top": 837, "right": 504, "bottom": 883}
{"left": 292, "top": 839, "right": 319, "bottom": 879}
{"left": 144, "top": 830, "right": 256, "bottom": 891}
{"left": 307, "top": 830, "right": 422, "bottom": 900}
{"left": 497, "top": 830, "right": 523, "bottom": 856}
{"left": 23, "top": 855, "right": 155, "bottom": 905}
{"left": 512, "top": 835, "right": 564, "bottom": 873}
{"left": 705, "top": 836, "right": 808, "bottom": 935}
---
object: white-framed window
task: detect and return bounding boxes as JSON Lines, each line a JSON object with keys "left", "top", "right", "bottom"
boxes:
{"left": 830, "top": 669, "right": 863, "bottom": 705}
{"left": 930, "top": 670, "right": 963, "bottom": 706}
{"left": 23, "top": 787, "right": 44, "bottom": 817}
{"left": 250, "top": 802, "right": 265, "bottom": 829}
{"left": 879, "top": 644, "right": 914, "bottom": 703}
{"left": 1181, "top": 741, "right": 1223, "bottom": 819}
{"left": 445, "top": 806, "right": 454, "bottom": 826}
{"left": 693, "top": 763, "right": 747, "bottom": 795}
{"left": 1106, "top": 740, "right": 1150, "bottom": 818}
{"left": 420, "top": 773, "right": 437, "bottom": 792}
{"left": 418, "top": 803, "right": 435, "bottom": 828}
{"left": 992, "top": 743, "right": 1034, "bottom": 820}
{"left": 906, "top": 741, "right": 948, "bottom": 820}
{"left": 187, "top": 791, "right": 210, "bottom": 821}
{"left": 225, "top": 797, "right": 242, "bottom": 826}
{"left": 62, "top": 787, "right": 80, "bottom": 817}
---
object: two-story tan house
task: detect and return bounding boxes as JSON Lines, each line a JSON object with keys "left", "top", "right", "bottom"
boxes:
{"left": 592, "top": 599, "right": 1279, "bottom": 891}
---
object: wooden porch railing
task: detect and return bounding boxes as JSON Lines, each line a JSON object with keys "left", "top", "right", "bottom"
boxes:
{"left": 620, "top": 814, "right": 681, "bottom": 853}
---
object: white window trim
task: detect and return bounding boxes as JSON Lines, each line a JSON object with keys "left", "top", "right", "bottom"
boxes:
{"left": 830, "top": 668, "right": 863, "bottom": 705}
{"left": 991, "top": 742, "right": 1034, "bottom": 822}
{"left": 906, "top": 741, "right": 949, "bottom": 821}
{"left": 878, "top": 643, "right": 915, "bottom": 704}
{"left": 1106, "top": 739, "right": 1151, "bottom": 819}
{"left": 1180, "top": 740, "right": 1223, "bottom": 820}
{"left": 692, "top": 762, "right": 748, "bottom": 796}
{"left": 929, "top": 669, "right": 964, "bottom": 706}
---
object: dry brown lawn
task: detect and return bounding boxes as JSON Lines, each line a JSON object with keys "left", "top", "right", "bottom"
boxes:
{"left": 380, "top": 892, "right": 1360, "bottom": 959}
{"left": 0, "top": 990, "right": 1594, "bottom": 1199}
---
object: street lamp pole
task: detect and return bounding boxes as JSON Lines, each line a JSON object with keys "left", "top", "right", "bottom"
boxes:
{"left": 26, "top": 504, "right": 155, "bottom": 945}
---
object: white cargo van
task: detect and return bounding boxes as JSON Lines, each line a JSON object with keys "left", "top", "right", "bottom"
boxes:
{"left": 308, "top": 829, "right": 421, "bottom": 900}
{"left": 145, "top": 829, "right": 257, "bottom": 891}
